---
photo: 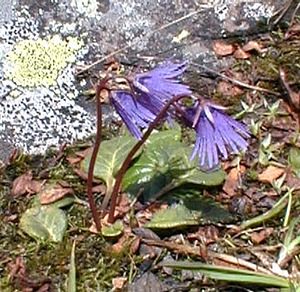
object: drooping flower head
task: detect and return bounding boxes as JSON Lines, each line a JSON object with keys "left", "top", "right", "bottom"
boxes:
{"left": 109, "top": 61, "right": 191, "bottom": 139}
{"left": 185, "top": 100, "right": 250, "bottom": 170}
{"left": 131, "top": 61, "right": 192, "bottom": 114}
{"left": 110, "top": 91, "right": 156, "bottom": 140}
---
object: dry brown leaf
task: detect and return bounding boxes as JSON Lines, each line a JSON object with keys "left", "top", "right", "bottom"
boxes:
{"left": 89, "top": 222, "right": 99, "bottom": 234}
{"left": 11, "top": 171, "right": 42, "bottom": 197}
{"left": 242, "top": 40, "right": 263, "bottom": 53}
{"left": 66, "top": 156, "right": 82, "bottom": 165}
{"left": 251, "top": 228, "right": 274, "bottom": 244}
{"left": 223, "top": 166, "right": 246, "bottom": 197}
{"left": 212, "top": 41, "right": 235, "bottom": 56}
{"left": 73, "top": 168, "right": 102, "bottom": 183}
{"left": 233, "top": 46, "right": 251, "bottom": 59}
{"left": 285, "top": 169, "right": 300, "bottom": 190}
{"left": 130, "top": 237, "right": 141, "bottom": 254}
{"left": 112, "top": 277, "right": 127, "bottom": 290}
{"left": 39, "top": 182, "right": 74, "bottom": 205}
{"left": 217, "top": 80, "right": 244, "bottom": 97}
{"left": 285, "top": 23, "right": 300, "bottom": 39}
{"left": 67, "top": 148, "right": 92, "bottom": 165}
{"left": 115, "top": 193, "right": 130, "bottom": 217}
{"left": 258, "top": 166, "right": 285, "bottom": 184}
{"left": 8, "top": 257, "right": 51, "bottom": 291}
{"left": 187, "top": 226, "right": 219, "bottom": 245}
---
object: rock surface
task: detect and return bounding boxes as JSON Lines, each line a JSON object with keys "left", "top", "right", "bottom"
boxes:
{"left": 0, "top": 0, "right": 284, "bottom": 162}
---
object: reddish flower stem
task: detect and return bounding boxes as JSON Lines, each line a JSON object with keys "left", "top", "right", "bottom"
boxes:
{"left": 108, "top": 95, "right": 186, "bottom": 223}
{"left": 87, "top": 78, "right": 109, "bottom": 232}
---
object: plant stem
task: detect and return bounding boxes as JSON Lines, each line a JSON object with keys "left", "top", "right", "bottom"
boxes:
{"left": 107, "top": 95, "right": 186, "bottom": 223}
{"left": 87, "top": 78, "right": 108, "bottom": 232}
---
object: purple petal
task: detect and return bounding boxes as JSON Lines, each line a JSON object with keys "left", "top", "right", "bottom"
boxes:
{"left": 133, "top": 61, "right": 191, "bottom": 103}
{"left": 110, "top": 91, "right": 156, "bottom": 139}
{"left": 188, "top": 102, "right": 250, "bottom": 170}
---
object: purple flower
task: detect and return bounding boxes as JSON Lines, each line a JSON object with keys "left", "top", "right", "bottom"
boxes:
{"left": 110, "top": 90, "right": 156, "bottom": 139}
{"left": 108, "top": 61, "right": 191, "bottom": 140}
{"left": 132, "top": 61, "right": 191, "bottom": 113}
{"left": 186, "top": 102, "right": 250, "bottom": 170}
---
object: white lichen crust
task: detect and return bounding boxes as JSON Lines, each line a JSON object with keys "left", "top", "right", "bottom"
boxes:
{"left": 0, "top": 12, "right": 96, "bottom": 155}
{"left": 0, "top": 88, "right": 95, "bottom": 154}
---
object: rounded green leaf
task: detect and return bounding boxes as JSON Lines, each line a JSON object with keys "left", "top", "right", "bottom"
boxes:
{"left": 81, "top": 135, "right": 138, "bottom": 186}
{"left": 102, "top": 220, "right": 124, "bottom": 238}
{"left": 146, "top": 205, "right": 199, "bottom": 229}
{"left": 19, "top": 206, "right": 67, "bottom": 242}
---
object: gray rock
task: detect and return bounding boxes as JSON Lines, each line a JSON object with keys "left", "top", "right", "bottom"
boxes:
{"left": 128, "top": 272, "right": 164, "bottom": 292}
{"left": 0, "top": 0, "right": 285, "bottom": 162}
{"left": 0, "top": 0, "right": 16, "bottom": 24}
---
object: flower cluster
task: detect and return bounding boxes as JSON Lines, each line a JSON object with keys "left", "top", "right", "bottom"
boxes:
{"left": 109, "top": 61, "right": 191, "bottom": 139}
{"left": 108, "top": 61, "right": 250, "bottom": 170}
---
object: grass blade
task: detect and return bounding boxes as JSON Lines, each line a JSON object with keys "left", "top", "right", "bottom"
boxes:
{"left": 163, "top": 261, "right": 291, "bottom": 288}
{"left": 67, "top": 241, "right": 76, "bottom": 292}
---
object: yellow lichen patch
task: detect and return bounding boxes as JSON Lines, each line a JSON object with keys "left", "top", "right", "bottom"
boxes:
{"left": 4, "top": 35, "right": 83, "bottom": 87}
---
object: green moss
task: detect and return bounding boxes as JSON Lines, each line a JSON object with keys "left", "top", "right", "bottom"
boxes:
{"left": 4, "top": 35, "right": 83, "bottom": 88}
{"left": 0, "top": 149, "right": 134, "bottom": 291}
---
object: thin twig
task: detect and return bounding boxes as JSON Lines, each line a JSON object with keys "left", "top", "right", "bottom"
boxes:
{"left": 271, "top": 0, "right": 294, "bottom": 26}
{"left": 190, "top": 62, "right": 281, "bottom": 96}
{"left": 107, "top": 95, "right": 187, "bottom": 223}
{"left": 76, "top": 9, "right": 204, "bottom": 75}
{"left": 142, "top": 238, "right": 274, "bottom": 275}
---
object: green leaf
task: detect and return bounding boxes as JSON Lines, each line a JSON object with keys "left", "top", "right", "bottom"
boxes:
{"left": 81, "top": 135, "right": 138, "bottom": 189}
{"left": 123, "top": 141, "right": 225, "bottom": 201}
{"left": 289, "top": 147, "right": 300, "bottom": 177}
{"left": 163, "top": 261, "right": 291, "bottom": 288}
{"left": 146, "top": 204, "right": 199, "bottom": 229}
{"left": 102, "top": 220, "right": 124, "bottom": 237}
{"left": 123, "top": 139, "right": 184, "bottom": 200}
{"left": 33, "top": 195, "right": 75, "bottom": 209}
{"left": 146, "top": 127, "right": 181, "bottom": 146}
{"left": 67, "top": 241, "right": 76, "bottom": 292}
{"left": 167, "top": 188, "right": 233, "bottom": 223}
{"left": 19, "top": 206, "right": 67, "bottom": 242}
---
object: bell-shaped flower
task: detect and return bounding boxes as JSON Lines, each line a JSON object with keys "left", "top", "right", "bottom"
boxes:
{"left": 132, "top": 61, "right": 192, "bottom": 113}
{"left": 186, "top": 101, "right": 250, "bottom": 170}
{"left": 110, "top": 90, "right": 156, "bottom": 139}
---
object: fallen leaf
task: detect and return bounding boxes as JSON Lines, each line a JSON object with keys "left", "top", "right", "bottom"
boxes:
{"left": 251, "top": 228, "right": 274, "bottom": 244}
{"left": 11, "top": 171, "right": 42, "bottom": 197}
{"left": 187, "top": 226, "right": 219, "bottom": 245}
{"left": 8, "top": 257, "right": 51, "bottom": 291}
{"left": 67, "top": 148, "right": 92, "bottom": 165}
{"left": 73, "top": 168, "right": 101, "bottom": 183}
{"left": 223, "top": 166, "right": 246, "bottom": 197}
{"left": 115, "top": 193, "right": 130, "bottom": 218}
{"left": 112, "top": 277, "right": 127, "bottom": 290}
{"left": 242, "top": 40, "right": 263, "bottom": 53}
{"left": 258, "top": 166, "right": 285, "bottom": 184}
{"left": 217, "top": 80, "right": 244, "bottom": 97}
{"left": 39, "top": 182, "right": 74, "bottom": 205}
{"left": 285, "top": 169, "right": 300, "bottom": 190}
{"left": 212, "top": 41, "right": 235, "bottom": 56}
{"left": 233, "top": 46, "right": 251, "bottom": 59}
{"left": 285, "top": 23, "right": 300, "bottom": 39}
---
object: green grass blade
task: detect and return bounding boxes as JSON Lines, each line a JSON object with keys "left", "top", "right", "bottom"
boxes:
{"left": 163, "top": 261, "right": 290, "bottom": 288}
{"left": 67, "top": 241, "right": 76, "bottom": 292}
{"left": 240, "top": 191, "right": 289, "bottom": 230}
